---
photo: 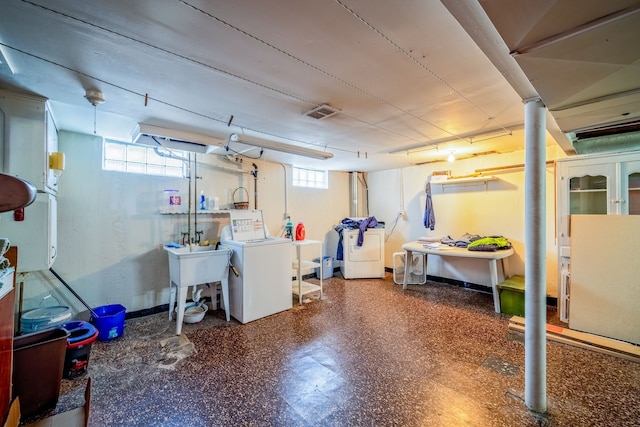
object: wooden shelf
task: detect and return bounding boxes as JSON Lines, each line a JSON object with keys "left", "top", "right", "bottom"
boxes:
{"left": 437, "top": 176, "right": 498, "bottom": 191}
{"left": 159, "top": 209, "right": 230, "bottom": 215}
{"left": 439, "top": 176, "right": 497, "bottom": 185}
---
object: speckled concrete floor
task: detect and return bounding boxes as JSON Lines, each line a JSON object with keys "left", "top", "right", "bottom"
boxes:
{"left": 39, "top": 273, "right": 639, "bottom": 427}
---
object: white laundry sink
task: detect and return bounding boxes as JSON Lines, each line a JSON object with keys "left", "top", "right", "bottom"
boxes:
{"left": 165, "top": 245, "right": 232, "bottom": 333}
{"left": 167, "top": 244, "right": 215, "bottom": 254}
{"left": 165, "top": 246, "right": 230, "bottom": 285}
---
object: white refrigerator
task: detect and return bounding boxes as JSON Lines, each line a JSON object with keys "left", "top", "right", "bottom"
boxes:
{"left": 221, "top": 210, "right": 292, "bottom": 324}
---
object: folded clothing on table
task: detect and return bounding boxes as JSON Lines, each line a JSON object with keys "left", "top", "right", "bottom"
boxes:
{"left": 467, "top": 236, "right": 512, "bottom": 252}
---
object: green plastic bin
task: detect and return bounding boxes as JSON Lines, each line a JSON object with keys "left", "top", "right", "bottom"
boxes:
{"left": 498, "top": 275, "right": 525, "bottom": 316}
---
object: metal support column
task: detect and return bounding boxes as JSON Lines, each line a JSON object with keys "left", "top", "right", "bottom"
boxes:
{"left": 524, "top": 97, "right": 547, "bottom": 413}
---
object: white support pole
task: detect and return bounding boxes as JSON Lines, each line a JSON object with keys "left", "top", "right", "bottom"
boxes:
{"left": 524, "top": 97, "right": 547, "bottom": 413}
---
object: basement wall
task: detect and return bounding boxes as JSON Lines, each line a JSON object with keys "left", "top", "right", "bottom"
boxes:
{"left": 368, "top": 144, "right": 566, "bottom": 297}
{"left": 15, "top": 131, "right": 350, "bottom": 315}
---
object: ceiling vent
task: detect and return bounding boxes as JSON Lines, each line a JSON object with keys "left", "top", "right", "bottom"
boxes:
{"left": 304, "top": 104, "right": 340, "bottom": 120}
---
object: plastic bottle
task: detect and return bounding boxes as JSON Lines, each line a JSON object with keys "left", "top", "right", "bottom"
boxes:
{"left": 295, "top": 221, "right": 305, "bottom": 241}
{"left": 200, "top": 191, "right": 206, "bottom": 210}
{"left": 285, "top": 217, "right": 293, "bottom": 240}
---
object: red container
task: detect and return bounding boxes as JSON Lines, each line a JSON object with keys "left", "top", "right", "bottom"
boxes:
{"left": 295, "top": 222, "right": 306, "bottom": 241}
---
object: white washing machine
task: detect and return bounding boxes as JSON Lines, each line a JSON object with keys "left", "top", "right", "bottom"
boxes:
{"left": 340, "top": 228, "right": 385, "bottom": 279}
{"left": 221, "top": 210, "right": 292, "bottom": 324}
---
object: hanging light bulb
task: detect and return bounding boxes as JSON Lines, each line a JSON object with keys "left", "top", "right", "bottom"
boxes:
{"left": 84, "top": 89, "right": 105, "bottom": 134}
{"left": 447, "top": 152, "right": 455, "bottom": 163}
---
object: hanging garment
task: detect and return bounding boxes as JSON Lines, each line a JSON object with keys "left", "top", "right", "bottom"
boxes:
{"left": 423, "top": 181, "right": 435, "bottom": 230}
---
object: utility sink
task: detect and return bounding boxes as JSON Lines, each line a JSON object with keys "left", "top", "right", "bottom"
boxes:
{"left": 165, "top": 244, "right": 216, "bottom": 255}
{"left": 165, "top": 245, "right": 232, "bottom": 333}
{"left": 165, "top": 246, "right": 230, "bottom": 284}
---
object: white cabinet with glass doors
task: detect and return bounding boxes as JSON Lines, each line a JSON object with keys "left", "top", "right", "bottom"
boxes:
{"left": 557, "top": 151, "right": 640, "bottom": 249}
{"left": 555, "top": 150, "right": 640, "bottom": 323}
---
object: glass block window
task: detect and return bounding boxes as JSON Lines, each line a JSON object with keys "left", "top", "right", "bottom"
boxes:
{"left": 103, "top": 139, "right": 184, "bottom": 177}
{"left": 292, "top": 166, "right": 328, "bottom": 189}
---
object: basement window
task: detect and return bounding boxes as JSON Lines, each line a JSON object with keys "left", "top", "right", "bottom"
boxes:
{"left": 292, "top": 166, "right": 327, "bottom": 189}
{"left": 103, "top": 139, "right": 184, "bottom": 177}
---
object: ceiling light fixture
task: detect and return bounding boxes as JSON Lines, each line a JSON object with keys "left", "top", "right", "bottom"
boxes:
{"left": 447, "top": 152, "right": 456, "bottom": 163}
{"left": 405, "top": 145, "right": 439, "bottom": 155}
{"left": 228, "top": 133, "right": 334, "bottom": 160}
{"left": 84, "top": 89, "right": 105, "bottom": 134}
{"left": 132, "top": 124, "right": 222, "bottom": 154}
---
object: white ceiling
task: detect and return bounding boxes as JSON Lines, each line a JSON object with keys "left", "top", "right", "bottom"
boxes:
{"left": 0, "top": 0, "right": 638, "bottom": 171}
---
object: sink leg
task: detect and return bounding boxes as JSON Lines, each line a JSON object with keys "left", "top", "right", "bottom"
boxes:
{"left": 169, "top": 283, "right": 176, "bottom": 321}
{"left": 176, "top": 286, "right": 187, "bottom": 335}
{"left": 221, "top": 276, "right": 230, "bottom": 322}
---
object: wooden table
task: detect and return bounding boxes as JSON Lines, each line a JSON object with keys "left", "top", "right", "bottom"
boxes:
{"left": 401, "top": 241, "right": 514, "bottom": 313}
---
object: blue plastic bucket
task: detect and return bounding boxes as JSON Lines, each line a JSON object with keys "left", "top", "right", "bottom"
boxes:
{"left": 91, "top": 304, "right": 126, "bottom": 341}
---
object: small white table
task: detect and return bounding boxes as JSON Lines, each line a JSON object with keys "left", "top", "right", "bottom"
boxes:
{"left": 401, "top": 241, "right": 514, "bottom": 313}
{"left": 291, "top": 240, "right": 323, "bottom": 305}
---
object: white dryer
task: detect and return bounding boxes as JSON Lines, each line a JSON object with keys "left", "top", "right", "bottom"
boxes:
{"left": 340, "top": 227, "right": 385, "bottom": 279}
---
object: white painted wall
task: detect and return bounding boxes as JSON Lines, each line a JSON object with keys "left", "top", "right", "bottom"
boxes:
{"left": 368, "top": 143, "right": 566, "bottom": 297}
{"left": 15, "top": 131, "right": 350, "bottom": 315}
{"left": 10, "top": 129, "right": 567, "bottom": 318}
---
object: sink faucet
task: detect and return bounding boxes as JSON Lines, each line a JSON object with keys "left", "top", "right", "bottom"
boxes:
{"left": 181, "top": 232, "right": 190, "bottom": 246}
{"left": 195, "top": 230, "right": 203, "bottom": 244}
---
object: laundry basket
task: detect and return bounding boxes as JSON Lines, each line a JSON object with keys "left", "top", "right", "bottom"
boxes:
{"left": 233, "top": 187, "right": 249, "bottom": 209}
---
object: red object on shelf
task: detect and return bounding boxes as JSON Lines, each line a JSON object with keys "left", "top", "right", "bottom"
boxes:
{"left": 295, "top": 222, "right": 306, "bottom": 241}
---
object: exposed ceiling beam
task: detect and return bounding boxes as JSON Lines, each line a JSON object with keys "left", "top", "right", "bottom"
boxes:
{"left": 441, "top": 0, "right": 575, "bottom": 154}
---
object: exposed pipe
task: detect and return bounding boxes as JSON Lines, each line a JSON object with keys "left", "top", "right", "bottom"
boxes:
{"left": 475, "top": 161, "right": 555, "bottom": 174}
{"left": 251, "top": 163, "right": 259, "bottom": 209}
{"left": 279, "top": 163, "right": 288, "bottom": 219}
{"left": 186, "top": 152, "right": 192, "bottom": 245}
{"left": 511, "top": 5, "right": 640, "bottom": 56}
{"left": 524, "top": 97, "right": 547, "bottom": 413}
{"left": 573, "top": 131, "right": 640, "bottom": 154}
{"left": 49, "top": 268, "right": 99, "bottom": 318}
{"left": 193, "top": 153, "right": 200, "bottom": 243}
{"left": 350, "top": 171, "right": 358, "bottom": 217}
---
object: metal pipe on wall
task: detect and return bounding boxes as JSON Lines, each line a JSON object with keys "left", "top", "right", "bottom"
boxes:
{"left": 350, "top": 171, "right": 358, "bottom": 217}
{"left": 524, "top": 97, "right": 547, "bottom": 413}
{"left": 252, "top": 163, "right": 258, "bottom": 209}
